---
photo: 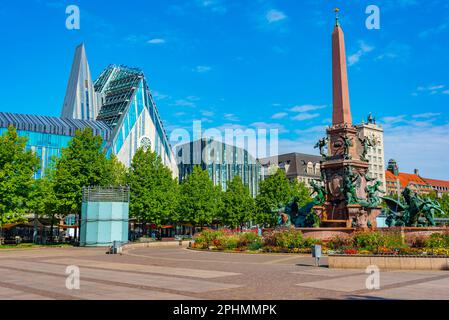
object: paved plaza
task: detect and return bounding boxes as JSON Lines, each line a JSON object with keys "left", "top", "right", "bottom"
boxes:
{"left": 0, "top": 246, "right": 449, "bottom": 300}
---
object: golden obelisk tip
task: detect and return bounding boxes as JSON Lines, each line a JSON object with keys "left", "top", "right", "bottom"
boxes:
{"left": 334, "top": 8, "right": 340, "bottom": 26}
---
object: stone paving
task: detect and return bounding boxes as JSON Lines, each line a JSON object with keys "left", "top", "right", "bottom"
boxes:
{"left": 0, "top": 246, "right": 449, "bottom": 300}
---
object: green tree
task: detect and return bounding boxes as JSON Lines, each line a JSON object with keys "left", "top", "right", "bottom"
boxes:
{"left": 290, "top": 180, "right": 313, "bottom": 208}
{"left": 221, "top": 176, "right": 255, "bottom": 230}
{"left": 0, "top": 126, "right": 40, "bottom": 228}
{"left": 438, "top": 194, "right": 449, "bottom": 217}
{"left": 179, "top": 166, "right": 222, "bottom": 231}
{"left": 127, "top": 147, "right": 178, "bottom": 228}
{"left": 255, "top": 169, "right": 292, "bottom": 226}
{"left": 105, "top": 153, "right": 128, "bottom": 186}
{"left": 28, "top": 171, "right": 58, "bottom": 240}
{"left": 53, "top": 128, "right": 111, "bottom": 229}
{"left": 427, "top": 192, "right": 449, "bottom": 218}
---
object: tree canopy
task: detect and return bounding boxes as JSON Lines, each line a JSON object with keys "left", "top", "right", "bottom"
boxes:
{"left": 255, "top": 169, "right": 312, "bottom": 226}
{"left": 53, "top": 128, "right": 112, "bottom": 218}
{"left": 127, "top": 147, "right": 178, "bottom": 227}
{"left": 221, "top": 175, "right": 255, "bottom": 230}
{"left": 179, "top": 166, "right": 222, "bottom": 229}
{"left": 0, "top": 126, "right": 40, "bottom": 226}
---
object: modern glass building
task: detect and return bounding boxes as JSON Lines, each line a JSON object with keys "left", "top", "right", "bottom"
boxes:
{"left": 176, "top": 138, "right": 260, "bottom": 197}
{"left": 0, "top": 112, "right": 111, "bottom": 178}
{"left": 94, "top": 65, "right": 175, "bottom": 169}
{"left": 0, "top": 44, "right": 178, "bottom": 177}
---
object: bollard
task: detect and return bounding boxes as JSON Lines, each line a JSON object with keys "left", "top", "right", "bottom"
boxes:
{"left": 312, "top": 245, "right": 322, "bottom": 267}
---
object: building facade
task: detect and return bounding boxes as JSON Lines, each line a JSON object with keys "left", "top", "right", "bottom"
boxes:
{"left": 259, "top": 153, "right": 322, "bottom": 189}
{"left": 176, "top": 138, "right": 260, "bottom": 197}
{"left": 421, "top": 177, "right": 449, "bottom": 198}
{"left": 94, "top": 65, "right": 176, "bottom": 171}
{"left": 0, "top": 44, "right": 178, "bottom": 177}
{"left": 355, "top": 113, "right": 386, "bottom": 191}
{"left": 0, "top": 113, "right": 111, "bottom": 179}
{"left": 385, "top": 159, "right": 433, "bottom": 195}
{"left": 61, "top": 44, "right": 100, "bottom": 121}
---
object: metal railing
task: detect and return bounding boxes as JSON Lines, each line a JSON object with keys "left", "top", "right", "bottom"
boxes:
{"left": 82, "top": 186, "right": 130, "bottom": 203}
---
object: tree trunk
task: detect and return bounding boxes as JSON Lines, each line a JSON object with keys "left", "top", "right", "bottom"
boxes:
{"left": 49, "top": 214, "right": 55, "bottom": 244}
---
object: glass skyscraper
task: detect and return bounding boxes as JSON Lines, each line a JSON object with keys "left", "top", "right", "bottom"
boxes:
{"left": 176, "top": 138, "right": 260, "bottom": 197}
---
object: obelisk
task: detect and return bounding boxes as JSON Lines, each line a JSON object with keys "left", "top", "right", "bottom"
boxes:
{"left": 318, "top": 9, "right": 375, "bottom": 229}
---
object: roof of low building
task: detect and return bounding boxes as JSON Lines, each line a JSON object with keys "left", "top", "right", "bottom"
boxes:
{"left": 421, "top": 177, "right": 449, "bottom": 189}
{"left": 259, "top": 152, "right": 322, "bottom": 177}
{"left": 0, "top": 112, "right": 111, "bottom": 140}
{"left": 385, "top": 170, "right": 432, "bottom": 190}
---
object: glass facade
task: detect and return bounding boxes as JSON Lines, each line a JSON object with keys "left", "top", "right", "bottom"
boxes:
{"left": 0, "top": 126, "right": 108, "bottom": 179}
{"left": 176, "top": 139, "right": 261, "bottom": 197}
{"left": 1, "top": 57, "right": 177, "bottom": 178}
{"left": 0, "top": 112, "right": 112, "bottom": 179}
{"left": 95, "top": 65, "right": 173, "bottom": 166}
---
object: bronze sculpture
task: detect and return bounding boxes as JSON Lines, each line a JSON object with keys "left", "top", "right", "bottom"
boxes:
{"left": 310, "top": 179, "right": 327, "bottom": 205}
{"left": 341, "top": 166, "right": 359, "bottom": 204}
{"left": 365, "top": 180, "right": 385, "bottom": 207}
{"left": 383, "top": 187, "right": 444, "bottom": 227}
{"left": 358, "top": 135, "right": 376, "bottom": 162}
{"left": 314, "top": 137, "right": 328, "bottom": 158}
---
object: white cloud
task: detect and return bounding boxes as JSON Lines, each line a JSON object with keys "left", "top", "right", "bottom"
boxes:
{"left": 412, "top": 84, "right": 446, "bottom": 96}
{"left": 266, "top": 9, "right": 287, "bottom": 23}
{"left": 384, "top": 122, "right": 449, "bottom": 180}
{"left": 152, "top": 91, "right": 170, "bottom": 100}
{"left": 201, "top": 110, "right": 215, "bottom": 117}
{"left": 412, "top": 113, "right": 441, "bottom": 119}
{"left": 278, "top": 138, "right": 319, "bottom": 156}
{"left": 171, "top": 96, "right": 200, "bottom": 108}
{"left": 194, "top": 66, "right": 212, "bottom": 73}
{"left": 291, "top": 113, "right": 320, "bottom": 121}
{"left": 375, "top": 42, "right": 411, "bottom": 62}
{"left": 223, "top": 113, "right": 240, "bottom": 122}
{"left": 271, "top": 112, "right": 288, "bottom": 119}
{"left": 381, "top": 115, "right": 407, "bottom": 124}
{"left": 197, "top": 0, "right": 227, "bottom": 14}
{"left": 348, "top": 41, "right": 374, "bottom": 66}
{"left": 419, "top": 19, "right": 449, "bottom": 38}
{"left": 147, "top": 38, "right": 166, "bottom": 44}
{"left": 294, "top": 126, "right": 327, "bottom": 135}
{"left": 290, "top": 104, "right": 326, "bottom": 113}
{"left": 250, "top": 122, "right": 288, "bottom": 134}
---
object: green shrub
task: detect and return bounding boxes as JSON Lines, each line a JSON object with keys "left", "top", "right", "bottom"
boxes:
{"left": 425, "top": 232, "right": 449, "bottom": 248}
{"left": 218, "top": 234, "right": 240, "bottom": 250}
{"left": 273, "top": 229, "right": 304, "bottom": 249}
{"left": 248, "top": 240, "right": 263, "bottom": 251}
{"left": 238, "top": 232, "right": 263, "bottom": 251}
{"left": 194, "top": 230, "right": 225, "bottom": 249}
{"left": 351, "top": 231, "right": 404, "bottom": 253}
{"left": 238, "top": 232, "right": 261, "bottom": 246}
{"left": 409, "top": 236, "right": 427, "bottom": 248}
{"left": 327, "top": 235, "right": 351, "bottom": 250}
{"left": 352, "top": 232, "right": 385, "bottom": 252}
{"left": 383, "top": 231, "right": 404, "bottom": 249}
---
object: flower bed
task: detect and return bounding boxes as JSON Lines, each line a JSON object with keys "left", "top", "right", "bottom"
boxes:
{"left": 327, "top": 231, "right": 449, "bottom": 256}
{"left": 191, "top": 229, "right": 449, "bottom": 256}
{"left": 192, "top": 229, "right": 319, "bottom": 254}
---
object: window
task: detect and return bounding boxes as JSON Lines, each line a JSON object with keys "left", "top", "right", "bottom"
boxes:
{"left": 307, "top": 162, "right": 313, "bottom": 174}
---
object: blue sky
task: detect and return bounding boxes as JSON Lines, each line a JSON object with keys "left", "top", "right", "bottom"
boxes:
{"left": 0, "top": 0, "right": 448, "bottom": 179}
